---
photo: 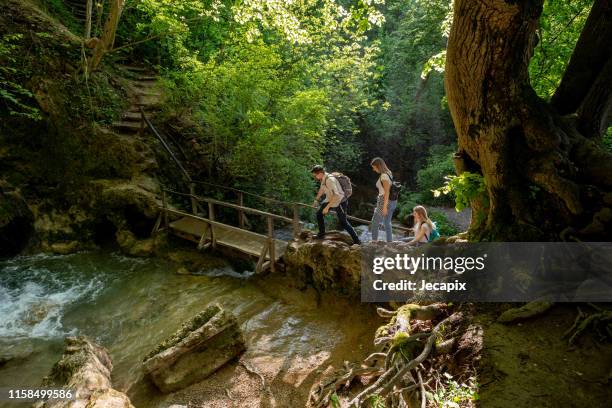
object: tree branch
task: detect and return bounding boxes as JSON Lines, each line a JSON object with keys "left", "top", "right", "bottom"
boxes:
{"left": 551, "top": 0, "right": 612, "bottom": 115}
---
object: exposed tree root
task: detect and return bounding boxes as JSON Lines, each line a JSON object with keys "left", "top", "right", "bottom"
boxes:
{"left": 309, "top": 303, "right": 478, "bottom": 408}
{"left": 563, "top": 304, "right": 612, "bottom": 345}
{"left": 308, "top": 362, "right": 383, "bottom": 408}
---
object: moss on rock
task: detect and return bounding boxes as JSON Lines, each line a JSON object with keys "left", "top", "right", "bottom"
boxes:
{"left": 144, "top": 304, "right": 223, "bottom": 361}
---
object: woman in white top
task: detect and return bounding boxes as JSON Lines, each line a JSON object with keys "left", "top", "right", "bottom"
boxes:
{"left": 370, "top": 157, "right": 398, "bottom": 241}
{"left": 408, "top": 205, "right": 433, "bottom": 245}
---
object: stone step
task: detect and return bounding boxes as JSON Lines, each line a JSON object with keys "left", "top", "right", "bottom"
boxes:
{"left": 126, "top": 105, "right": 156, "bottom": 114}
{"left": 134, "top": 90, "right": 162, "bottom": 97}
{"left": 120, "top": 65, "right": 149, "bottom": 72}
{"left": 121, "top": 111, "right": 142, "bottom": 121}
{"left": 136, "top": 75, "right": 158, "bottom": 81}
{"left": 112, "top": 121, "right": 142, "bottom": 132}
{"left": 136, "top": 95, "right": 162, "bottom": 106}
{"left": 132, "top": 81, "right": 158, "bottom": 88}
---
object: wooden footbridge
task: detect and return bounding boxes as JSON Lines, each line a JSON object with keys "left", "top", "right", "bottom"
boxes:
{"left": 140, "top": 108, "right": 411, "bottom": 273}
{"left": 152, "top": 187, "right": 305, "bottom": 273}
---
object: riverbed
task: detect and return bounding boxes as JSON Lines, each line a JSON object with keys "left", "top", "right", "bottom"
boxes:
{"left": 0, "top": 251, "right": 380, "bottom": 407}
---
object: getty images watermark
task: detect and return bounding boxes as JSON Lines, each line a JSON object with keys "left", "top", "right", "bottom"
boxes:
{"left": 361, "top": 242, "right": 612, "bottom": 302}
{"left": 372, "top": 253, "right": 487, "bottom": 292}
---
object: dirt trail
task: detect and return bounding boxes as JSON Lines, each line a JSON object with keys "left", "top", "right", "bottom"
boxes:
{"left": 477, "top": 304, "right": 611, "bottom": 408}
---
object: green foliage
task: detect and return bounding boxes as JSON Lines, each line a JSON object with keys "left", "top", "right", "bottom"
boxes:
{"left": 139, "top": 0, "right": 384, "bottom": 200}
{"left": 330, "top": 393, "right": 341, "bottom": 408}
{"left": 603, "top": 126, "right": 612, "bottom": 153}
{"left": 397, "top": 191, "right": 421, "bottom": 224}
{"left": 426, "top": 373, "right": 479, "bottom": 408}
{"left": 421, "top": 50, "right": 446, "bottom": 79}
{"left": 162, "top": 43, "right": 329, "bottom": 202}
{"left": 434, "top": 172, "right": 486, "bottom": 212}
{"left": 0, "top": 34, "right": 42, "bottom": 120}
{"left": 38, "top": 0, "right": 80, "bottom": 34}
{"left": 529, "top": 0, "right": 592, "bottom": 99}
{"left": 364, "top": 0, "right": 456, "bottom": 185}
{"left": 429, "top": 209, "right": 459, "bottom": 236}
{"left": 366, "top": 394, "right": 386, "bottom": 408}
{"left": 416, "top": 144, "right": 456, "bottom": 206}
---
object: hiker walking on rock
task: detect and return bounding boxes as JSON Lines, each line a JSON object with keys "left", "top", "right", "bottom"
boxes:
{"left": 370, "top": 157, "right": 399, "bottom": 242}
{"left": 311, "top": 165, "right": 361, "bottom": 245}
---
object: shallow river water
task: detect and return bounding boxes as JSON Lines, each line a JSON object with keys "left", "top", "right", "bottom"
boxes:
{"left": 0, "top": 251, "right": 379, "bottom": 407}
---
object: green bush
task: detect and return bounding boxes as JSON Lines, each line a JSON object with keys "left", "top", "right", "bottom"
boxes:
{"left": 429, "top": 209, "right": 459, "bottom": 236}
{"left": 604, "top": 126, "right": 612, "bottom": 153}
{"left": 161, "top": 43, "right": 329, "bottom": 203}
{"left": 39, "top": 0, "right": 80, "bottom": 34}
{"left": 0, "top": 34, "right": 41, "bottom": 120}
{"left": 434, "top": 171, "right": 486, "bottom": 212}
{"left": 397, "top": 191, "right": 421, "bottom": 225}
{"left": 416, "top": 144, "right": 456, "bottom": 206}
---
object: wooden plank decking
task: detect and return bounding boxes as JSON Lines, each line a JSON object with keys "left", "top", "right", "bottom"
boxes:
{"left": 169, "top": 216, "right": 287, "bottom": 261}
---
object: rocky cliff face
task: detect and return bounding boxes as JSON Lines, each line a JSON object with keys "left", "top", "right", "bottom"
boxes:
{"left": 0, "top": 0, "right": 164, "bottom": 257}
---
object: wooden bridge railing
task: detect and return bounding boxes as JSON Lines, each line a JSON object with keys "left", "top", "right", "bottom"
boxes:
{"left": 140, "top": 108, "right": 412, "bottom": 241}
{"left": 159, "top": 188, "right": 302, "bottom": 272}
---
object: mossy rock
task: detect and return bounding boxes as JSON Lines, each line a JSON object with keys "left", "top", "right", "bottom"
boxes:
{"left": 144, "top": 304, "right": 223, "bottom": 361}
{"left": 497, "top": 301, "right": 553, "bottom": 324}
{"left": 48, "top": 241, "right": 80, "bottom": 255}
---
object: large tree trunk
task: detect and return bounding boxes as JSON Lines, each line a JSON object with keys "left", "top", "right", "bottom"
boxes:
{"left": 445, "top": 0, "right": 612, "bottom": 241}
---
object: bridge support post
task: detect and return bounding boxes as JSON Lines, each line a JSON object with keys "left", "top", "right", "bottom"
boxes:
{"left": 162, "top": 190, "right": 168, "bottom": 229}
{"left": 208, "top": 202, "right": 216, "bottom": 249}
{"left": 238, "top": 192, "right": 245, "bottom": 229}
{"left": 256, "top": 242, "right": 269, "bottom": 274}
{"left": 267, "top": 216, "right": 275, "bottom": 273}
{"left": 151, "top": 213, "right": 162, "bottom": 234}
{"left": 292, "top": 204, "right": 301, "bottom": 239}
{"left": 189, "top": 183, "right": 197, "bottom": 215}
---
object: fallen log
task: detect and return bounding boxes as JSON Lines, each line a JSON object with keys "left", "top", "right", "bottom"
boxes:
{"left": 143, "top": 304, "right": 246, "bottom": 393}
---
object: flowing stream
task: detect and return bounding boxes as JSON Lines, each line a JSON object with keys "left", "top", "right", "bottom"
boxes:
{"left": 0, "top": 251, "right": 379, "bottom": 407}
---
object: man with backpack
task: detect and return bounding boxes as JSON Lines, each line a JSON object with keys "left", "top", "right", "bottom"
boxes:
{"left": 311, "top": 165, "right": 361, "bottom": 245}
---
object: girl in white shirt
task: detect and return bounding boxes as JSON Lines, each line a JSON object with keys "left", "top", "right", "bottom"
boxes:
{"left": 370, "top": 157, "right": 398, "bottom": 241}
{"left": 408, "top": 205, "right": 434, "bottom": 245}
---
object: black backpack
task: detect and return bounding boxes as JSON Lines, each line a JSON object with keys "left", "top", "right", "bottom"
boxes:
{"left": 381, "top": 172, "right": 402, "bottom": 200}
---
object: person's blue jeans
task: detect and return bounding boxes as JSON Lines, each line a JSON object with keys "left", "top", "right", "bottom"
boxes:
{"left": 371, "top": 197, "right": 397, "bottom": 241}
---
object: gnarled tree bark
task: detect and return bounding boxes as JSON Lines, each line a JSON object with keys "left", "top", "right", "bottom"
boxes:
{"left": 445, "top": 0, "right": 612, "bottom": 241}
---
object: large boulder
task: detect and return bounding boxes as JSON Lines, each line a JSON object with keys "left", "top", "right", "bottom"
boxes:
{"left": 283, "top": 231, "right": 363, "bottom": 296}
{"left": 116, "top": 229, "right": 166, "bottom": 257}
{"left": 35, "top": 336, "right": 134, "bottom": 408}
{"left": 143, "top": 304, "right": 246, "bottom": 393}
